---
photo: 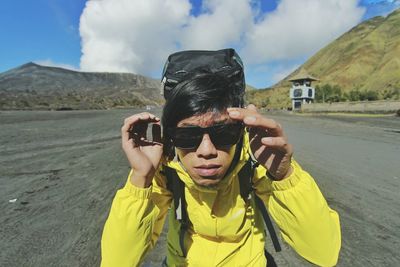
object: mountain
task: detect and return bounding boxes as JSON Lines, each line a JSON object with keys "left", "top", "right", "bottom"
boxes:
{"left": 0, "top": 63, "right": 164, "bottom": 110}
{"left": 247, "top": 8, "right": 400, "bottom": 108}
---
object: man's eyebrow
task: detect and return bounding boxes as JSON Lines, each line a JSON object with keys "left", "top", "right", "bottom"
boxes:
{"left": 179, "top": 118, "right": 229, "bottom": 127}
{"left": 213, "top": 118, "right": 229, "bottom": 124}
{"left": 179, "top": 122, "right": 197, "bottom": 126}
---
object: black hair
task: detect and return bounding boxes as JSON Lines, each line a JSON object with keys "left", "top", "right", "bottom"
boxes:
{"left": 162, "top": 72, "right": 244, "bottom": 158}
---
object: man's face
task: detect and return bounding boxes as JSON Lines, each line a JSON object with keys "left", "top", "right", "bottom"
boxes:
{"left": 175, "top": 111, "right": 238, "bottom": 187}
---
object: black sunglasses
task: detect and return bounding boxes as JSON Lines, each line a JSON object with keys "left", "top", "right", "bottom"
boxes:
{"left": 167, "top": 122, "right": 244, "bottom": 150}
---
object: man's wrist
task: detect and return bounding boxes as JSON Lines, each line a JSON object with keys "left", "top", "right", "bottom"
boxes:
{"left": 266, "top": 165, "right": 293, "bottom": 181}
{"left": 129, "top": 172, "right": 153, "bottom": 188}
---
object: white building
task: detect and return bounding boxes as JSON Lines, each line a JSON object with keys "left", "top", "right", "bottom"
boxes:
{"left": 289, "top": 68, "right": 318, "bottom": 110}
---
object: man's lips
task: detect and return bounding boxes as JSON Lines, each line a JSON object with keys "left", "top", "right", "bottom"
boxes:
{"left": 193, "top": 164, "right": 221, "bottom": 177}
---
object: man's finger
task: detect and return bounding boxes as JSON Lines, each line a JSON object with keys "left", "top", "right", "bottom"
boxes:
{"left": 228, "top": 108, "right": 283, "bottom": 135}
{"left": 261, "top": 136, "right": 287, "bottom": 148}
{"left": 123, "top": 113, "right": 159, "bottom": 130}
{"left": 121, "top": 114, "right": 159, "bottom": 144}
{"left": 247, "top": 104, "right": 257, "bottom": 112}
{"left": 122, "top": 114, "right": 141, "bottom": 136}
{"left": 227, "top": 107, "right": 257, "bottom": 122}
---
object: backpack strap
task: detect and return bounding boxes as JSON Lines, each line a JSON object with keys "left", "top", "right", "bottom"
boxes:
{"left": 164, "top": 165, "right": 189, "bottom": 257}
{"left": 238, "top": 157, "right": 282, "bottom": 252}
{"left": 237, "top": 157, "right": 258, "bottom": 201}
{"left": 254, "top": 194, "right": 282, "bottom": 252}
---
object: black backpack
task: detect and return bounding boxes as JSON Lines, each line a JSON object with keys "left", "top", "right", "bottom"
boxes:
{"left": 161, "top": 48, "right": 245, "bottom": 101}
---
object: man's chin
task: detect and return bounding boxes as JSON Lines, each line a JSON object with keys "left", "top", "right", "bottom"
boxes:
{"left": 192, "top": 175, "right": 223, "bottom": 187}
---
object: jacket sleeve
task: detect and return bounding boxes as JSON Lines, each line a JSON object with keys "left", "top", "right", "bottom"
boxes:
{"left": 101, "top": 168, "right": 172, "bottom": 267}
{"left": 253, "top": 159, "right": 341, "bottom": 267}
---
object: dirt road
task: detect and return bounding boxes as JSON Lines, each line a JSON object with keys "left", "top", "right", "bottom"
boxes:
{"left": 0, "top": 109, "right": 399, "bottom": 266}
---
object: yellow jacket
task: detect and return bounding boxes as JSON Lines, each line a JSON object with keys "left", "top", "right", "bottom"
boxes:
{"left": 101, "top": 134, "right": 341, "bottom": 266}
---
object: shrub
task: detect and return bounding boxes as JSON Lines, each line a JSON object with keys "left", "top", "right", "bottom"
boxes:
{"left": 315, "top": 84, "right": 343, "bottom": 103}
{"left": 349, "top": 89, "right": 361, "bottom": 101}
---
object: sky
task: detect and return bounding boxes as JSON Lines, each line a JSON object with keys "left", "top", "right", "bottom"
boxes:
{"left": 1, "top": 0, "right": 399, "bottom": 88}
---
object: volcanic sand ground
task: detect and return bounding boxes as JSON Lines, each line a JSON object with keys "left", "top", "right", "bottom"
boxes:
{"left": 0, "top": 109, "right": 399, "bottom": 266}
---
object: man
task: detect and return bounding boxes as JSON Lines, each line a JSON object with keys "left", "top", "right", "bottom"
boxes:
{"left": 101, "top": 51, "right": 341, "bottom": 266}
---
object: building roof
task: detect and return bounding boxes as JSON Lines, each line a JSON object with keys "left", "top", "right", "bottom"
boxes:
{"left": 288, "top": 67, "right": 319, "bottom": 82}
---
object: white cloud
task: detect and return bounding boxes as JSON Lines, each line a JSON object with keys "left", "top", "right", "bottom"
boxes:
{"left": 79, "top": 0, "right": 256, "bottom": 75}
{"left": 34, "top": 59, "right": 79, "bottom": 71}
{"left": 179, "top": 0, "right": 254, "bottom": 49}
{"left": 242, "top": 0, "right": 365, "bottom": 64}
{"left": 79, "top": 0, "right": 365, "bottom": 85}
{"left": 79, "top": 0, "right": 191, "bottom": 74}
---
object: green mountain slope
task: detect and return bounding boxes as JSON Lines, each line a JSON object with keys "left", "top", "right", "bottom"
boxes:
{"left": 248, "top": 8, "right": 400, "bottom": 108}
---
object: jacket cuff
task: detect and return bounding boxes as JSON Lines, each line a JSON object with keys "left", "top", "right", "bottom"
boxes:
{"left": 122, "top": 170, "right": 153, "bottom": 199}
{"left": 271, "top": 160, "right": 302, "bottom": 191}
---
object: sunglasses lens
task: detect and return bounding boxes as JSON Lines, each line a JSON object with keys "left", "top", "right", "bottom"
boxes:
{"left": 171, "top": 123, "right": 243, "bottom": 149}
{"left": 172, "top": 128, "right": 202, "bottom": 149}
{"left": 210, "top": 123, "right": 243, "bottom": 147}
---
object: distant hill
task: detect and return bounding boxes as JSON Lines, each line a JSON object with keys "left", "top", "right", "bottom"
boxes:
{"left": 247, "top": 8, "right": 400, "bottom": 108}
{"left": 245, "top": 84, "right": 257, "bottom": 91}
{"left": 0, "top": 63, "right": 164, "bottom": 110}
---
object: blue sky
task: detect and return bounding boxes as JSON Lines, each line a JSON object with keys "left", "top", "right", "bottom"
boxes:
{"left": 1, "top": 0, "right": 399, "bottom": 88}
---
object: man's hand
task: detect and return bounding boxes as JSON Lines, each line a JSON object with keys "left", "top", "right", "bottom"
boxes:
{"left": 228, "top": 105, "right": 293, "bottom": 180}
{"left": 121, "top": 112, "right": 163, "bottom": 187}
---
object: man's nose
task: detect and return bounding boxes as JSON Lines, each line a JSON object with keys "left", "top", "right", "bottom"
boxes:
{"left": 196, "top": 134, "right": 217, "bottom": 158}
